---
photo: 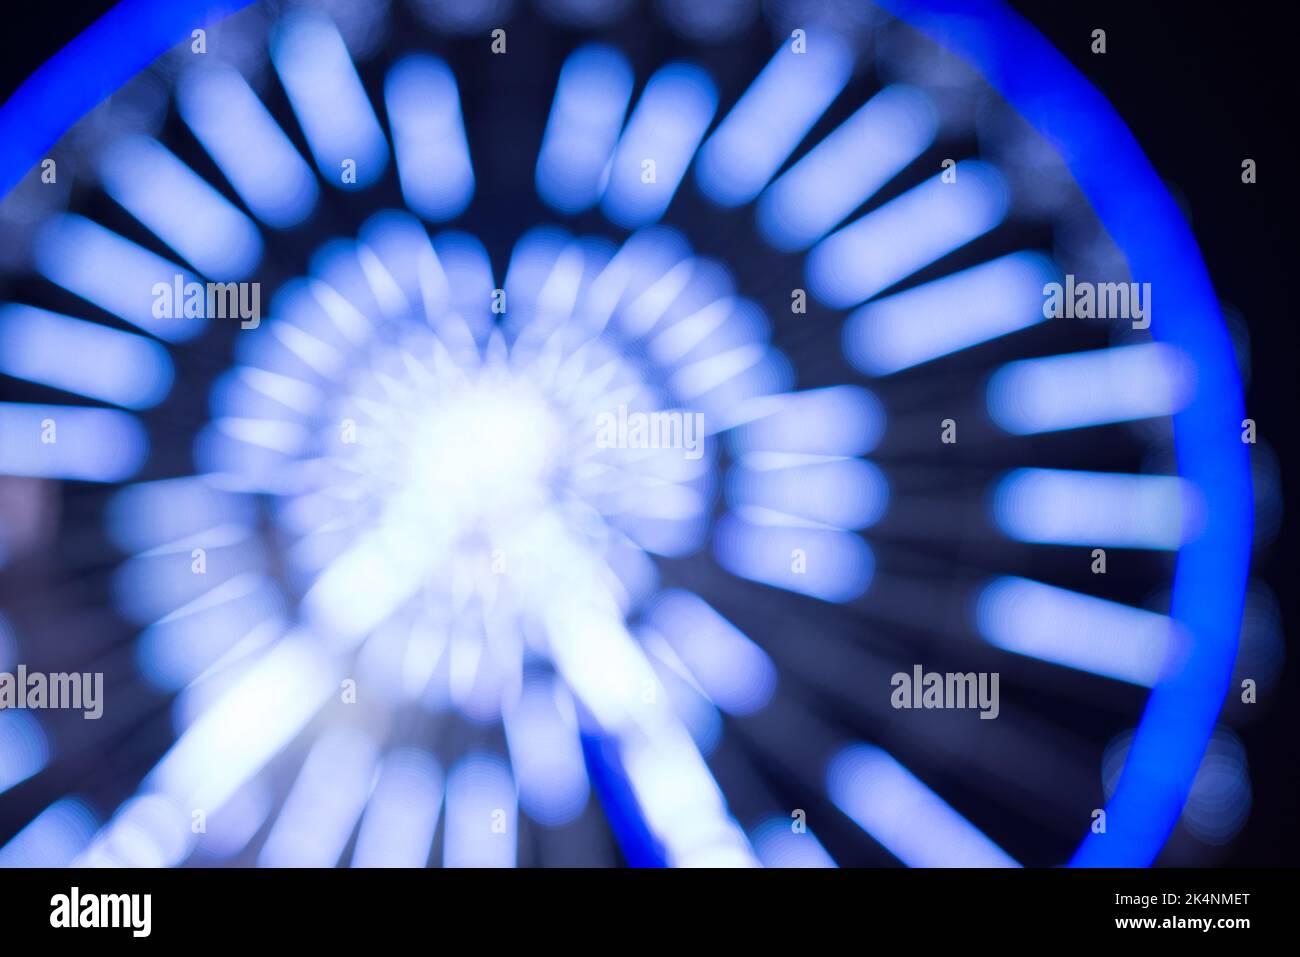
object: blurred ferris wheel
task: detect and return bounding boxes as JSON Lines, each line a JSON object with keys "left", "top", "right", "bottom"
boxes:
{"left": 0, "top": 0, "right": 1282, "bottom": 867}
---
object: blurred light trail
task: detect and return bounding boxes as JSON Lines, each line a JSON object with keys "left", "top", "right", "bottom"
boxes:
{"left": 536, "top": 44, "right": 634, "bottom": 214}
{"left": 602, "top": 63, "right": 717, "bottom": 228}
{"left": 385, "top": 55, "right": 475, "bottom": 221}
{"left": 758, "top": 84, "right": 937, "bottom": 251}
{"left": 828, "top": 744, "right": 1019, "bottom": 867}
{"left": 0, "top": 304, "right": 174, "bottom": 409}
{"left": 988, "top": 343, "right": 1195, "bottom": 434}
{"left": 271, "top": 11, "right": 389, "bottom": 187}
{"left": 0, "top": 402, "right": 147, "bottom": 482}
{"left": 978, "top": 577, "right": 1181, "bottom": 686}
{"left": 808, "top": 161, "right": 1009, "bottom": 308}
{"left": 696, "top": 32, "right": 852, "bottom": 207}
{"left": 994, "top": 469, "right": 1202, "bottom": 550}
{"left": 177, "top": 63, "right": 319, "bottom": 228}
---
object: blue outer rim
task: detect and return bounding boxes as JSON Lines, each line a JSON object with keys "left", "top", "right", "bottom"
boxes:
{"left": 879, "top": 0, "right": 1253, "bottom": 865}
{"left": 0, "top": 0, "right": 254, "bottom": 198}
{"left": 0, "top": 0, "right": 1253, "bottom": 867}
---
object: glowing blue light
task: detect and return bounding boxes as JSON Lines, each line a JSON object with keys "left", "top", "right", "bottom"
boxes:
{"left": 618, "top": 724, "right": 759, "bottom": 867}
{"left": 994, "top": 468, "right": 1203, "bottom": 551}
{"left": 285, "top": 278, "right": 369, "bottom": 353}
{"left": 641, "top": 635, "right": 724, "bottom": 753}
{"left": 579, "top": 226, "right": 691, "bottom": 333}
{"left": 0, "top": 0, "right": 1250, "bottom": 876}
{"left": 543, "top": 596, "right": 670, "bottom": 736}
{"left": 667, "top": 342, "right": 765, "bottom": 399}
{"left": 0, "top": 711, "right": 49, "bottom": 795}
{"left": 669, "top": 348, "right": 795, "bottom": 432}
{"left": 714, "top": 514, "right": 873, "bottom": 602}
{"left": 134, "top": 575, "right": 284, "bottom": 689}
{"left": 988, "top": 343, "right": 1195, "bottom": 434}
{"left": 193, "top": 781, "right": 272, "bottom": 861}
{"left": 645, "top": 295, "right": 741, "bottom": 367}
{"left": 729, "top": 386, "right": 885, "bottom": 457}
{"left": 642, "top": 590, "right": 776, "bottom": 716}
{"left": 354, "top": 211, "right": 447, "bottom": 311}
{"left": 300, "top": 500, "right": 477, "bottom": 645}
{"left": 536, "top": 44, "right": 634, "bottom": 214}
{"left": 310, "top": 242, "right": 400, "bottom": 334}
{"left": 98, "top": 135, "right": 262, "bottom": 278}
{"left": 757, "top": 84, "right": 938, "bottom": 251}
{"left": 0, "top": 0, "right": 258, "bottom": 199}
{"left": 209, "top": 364, "right": 324, "bottom": 437}
{"left": 828, "top": 744, "right": 1019, "bottom": 867}
{"left": 352, "top": 749, "right": 444, "bottom": 867}
{"left": 614, "top": 252, "right": 718, "bottom": 339}
{"left": 75, "top": 794, "right": 192, "bottom": 868}
{"left": 259, "top": 728, "right": 379, "bottom": 867}
{"left": 607, "top": 498, "right": 712, "bottom": 561}
{"left": 145, "top": 633, "right": 339, "bottom": 813}
{"left": 106, "top": 476, "right": 257, "bottom": 554}
{"left": 33, "top": 215, "right": 207, "bottom": 342}
{"left": 271, "top": 11, "right": 389, "bottom": 188}
{"left": 0, "top": 304, "right": 174, "bottom": 409}
{"left": 193, "top": 416, "right": 312, "bottom": 492}
{"left": 751, "top": 817, "right": 837, "bottom": 868}
{"left": 432, "top": 231, "right": 497, "bottom": 341}
{"left": 695, "top": 32, "right": 852, "bottom": 207}
{"left": 843, "top": 252, "right": 1056, "bottom": 375}
{"left": 977, "top": 577, "right": 1182, "bottom": 686}
{"left": 0, "top": 402, "right": 147, "bottom": 482}
{"left": 601, "top": 63, "right": 717, "bottom": 229}
{"left": 225, "top": 332, "right": 311, "bottom": 401}
{"left": 502, "top": 226, "right": 579, "bottom": 326}
{"left": 807, "top": 160, "right": 1010, "bottom": 308}
{"left": 385, "top": 55, "right": 475, "bottom": 222}
{"left": 443, "top": 753, "right": 517, "bottom": 868}
{"left": 503, "top": 678, "right": 590, "bottom": 826}
{"left": 177, "top": 63, "right": 319, "bottom": 229}
{"left": 728, "top": 455, "right": 887, "bottom": 530}
{"left": 114, "top": 536, "right": 264, "bottom": 627}
{"left": 0, "top": 798, "right": 97, "bottom": 867}
{"left": 219, "top": 405, "right": 315, "bottom": 457}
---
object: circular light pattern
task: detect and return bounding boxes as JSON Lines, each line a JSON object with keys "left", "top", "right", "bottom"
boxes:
{"left": 0, "top": 0, "right": 1263, "bottom": 868}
